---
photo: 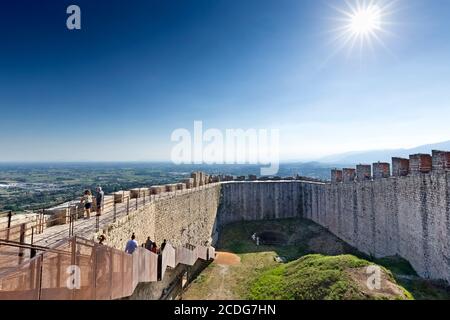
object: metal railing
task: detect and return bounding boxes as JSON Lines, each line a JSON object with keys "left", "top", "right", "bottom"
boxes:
{"left": 0, "top": 236, "right": 214, "bottom": 300}
{"left": 0, "top": 183, "right": 221, "bottom": 267}
{"left": 0, "top": 183, "right": 220, "bottom": 291}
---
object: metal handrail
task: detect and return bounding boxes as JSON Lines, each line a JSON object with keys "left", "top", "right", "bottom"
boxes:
{"left": 0, "top": 233, "right": 214, "bottom": 300}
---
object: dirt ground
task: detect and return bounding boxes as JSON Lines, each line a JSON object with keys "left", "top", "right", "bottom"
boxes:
{"left": 182, "top": 218, "right": 351, "bottom": 300}
{"left": 181, "top": 218, "right": 450, "bottom": 300}
{"left": 182, "top": 250, "right": 277, "bottom": 300}
{"left": 214, "top": 252, "right": 241, "bottom": 266}
{"left": 346, "top": 267, "right": 410, "bottom": 299}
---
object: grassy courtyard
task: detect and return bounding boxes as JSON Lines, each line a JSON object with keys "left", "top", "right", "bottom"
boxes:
{"left": 182, "top": 218, "right": 450, "bottom": 300}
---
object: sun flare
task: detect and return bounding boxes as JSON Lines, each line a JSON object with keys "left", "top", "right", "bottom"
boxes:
{"left": 328, "top": 0, "right": 397, "bottom": 58}
{"left": 350, "top": 5, "right": 382, "bottom": 36}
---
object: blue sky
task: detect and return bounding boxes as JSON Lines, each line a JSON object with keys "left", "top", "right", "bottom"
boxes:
{"left": 1, "top": 0, "right": 450, "bottom": 161}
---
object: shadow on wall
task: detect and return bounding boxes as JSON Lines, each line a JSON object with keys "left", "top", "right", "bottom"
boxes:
{"left": 215, "top": 218, "right": 360, "bottom": 261}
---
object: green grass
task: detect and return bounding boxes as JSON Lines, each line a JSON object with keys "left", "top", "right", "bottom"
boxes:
{"left": 248, "top": 254, "right": 413, "bottom": 300}
{"left": 185, "top": 218, "right": 450, "bottom": 300}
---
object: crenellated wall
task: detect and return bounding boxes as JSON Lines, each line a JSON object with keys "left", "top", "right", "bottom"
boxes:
{"left": 94, "top": 151, "right": 450, "bottom": 284}
{"left": 101, "top": 184, "right": 222, "bottom": 251}
{"left": 301, "top": 172, "right": 450, "bottom": 282}
{"left": 216, "top": 172, "right": 450, "bottom": 283}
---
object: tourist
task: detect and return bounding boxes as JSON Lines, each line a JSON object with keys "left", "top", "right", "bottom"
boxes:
{"left": 80, "top": 189, "right": 93, "bottom": 219}
{"left": 96, "top": 186, "right": 104, "bottom": 216}
{"left": 145, "top": 237, "right": 153, "bottom": 251}
{"left": 98, "top": 234, "right": 106, "bottom": 245}
{"left": 125, "top": 233, "right": 138, "bottom": 254}
{"left": 160, "top": 239, "right": 167, "bottom": 252}
{"left": 151, "top": 243, "right": 159, "bottom": 254}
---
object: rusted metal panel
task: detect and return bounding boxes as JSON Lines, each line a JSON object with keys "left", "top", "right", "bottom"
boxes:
{"left": 0, "top": 235, "right": 211, "bottom": 300}
{"left": 176, "top": 246, "right": 199, "bottom": 266}
{"left": 94, "top": 246, "right": 112, "bottom": 300}
{"left": 122, "top": 254, "right": 134, "bottom": 297}
{"left": 110, "top": 250, "right": 123, "bottom": 300}
{"left": 73, "top": 239, "right": 95, "bottom": 300}
{"left": 0, "top": 256, "right": 41, "bottom": 300}
{"left": 132, "top": 250, "right": 139, "bottom": 291}
{"left": 208, "top": 247, "right": 216, "bottom": 260}
{"left": 197, "top": 246, "right": 208, "bottom": 260}
{"left": 162, "top": 244, "right": 176, "bottom": 269}
{"left": 39, "top": 240, "right": 74, "bottom": 300}
{"left": 161, "top": 244, "right": 176, "bottom": 280}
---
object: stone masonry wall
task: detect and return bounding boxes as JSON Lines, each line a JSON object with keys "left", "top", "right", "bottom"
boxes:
{"left": 98, "top": 176, "right": 450, "bottom": 283}
{"left": 217, "top": 181, "right": 304, "bottom": 225}
{"left": 218, "top": 178, "right": 450, "bottom": 283}
{"left": 101, "top": 184, "right": 221, "bottom": 251}
{"left": 301, "top": 172, "right": 450, "bottom": 283}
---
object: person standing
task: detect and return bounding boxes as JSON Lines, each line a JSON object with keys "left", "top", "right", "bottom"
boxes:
{"left": 125, "top": 233, "right": 138, "bottom": 254}
{"left": 145, "top": 237, "right": 153, "bottom": 251}
{"left": 98, "top": 234, "right": 106, "bottom": 245}
{"left": 80, "top": 190, "right": 93, "bottom": 219}
{"left": 96, "top": 186, "right": 104, "bottom": 216}
{"left": 151, "top": 243, "right": 159, "bottom": 254}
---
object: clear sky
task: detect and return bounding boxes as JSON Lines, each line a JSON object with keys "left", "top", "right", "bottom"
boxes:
{"left": 1, "top": 0, "right": 450, "bottom": 162}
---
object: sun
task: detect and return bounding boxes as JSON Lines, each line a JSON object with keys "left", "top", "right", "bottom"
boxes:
{"left": 350, "top": 5, "right": 382, "bottom": 36}
{"left": 327, "top": 0, "right": 397, "bottom": 59}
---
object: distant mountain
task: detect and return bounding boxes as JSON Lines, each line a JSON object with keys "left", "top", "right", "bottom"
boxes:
{"left": 318, "top": 141, "right": 450, "bottom": 165}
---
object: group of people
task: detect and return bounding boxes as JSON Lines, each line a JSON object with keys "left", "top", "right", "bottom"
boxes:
{"left": 80, "top": 187, "right": 105, "bottom": 219}
{"left": 124, "top": 233, "right": 167, "bottom": 255}
{"left": 144, "top": 237, "right": 167, "bottom": 254}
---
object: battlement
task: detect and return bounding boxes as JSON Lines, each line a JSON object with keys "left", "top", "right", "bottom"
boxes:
{"left": 373, "top": 162, "right": 391, "bottom": 179}
{"left": 331, "top": 169, "right": 343, "bottom": 183}
{"left": 432, "top": 150, "right": 450, "bottom": 171}
{"left": 331, "top": 150, "right": 450, "bottom": 183}
{"left": 342, "top": 168, "right": 356, "bottom": 182}
{"left": 356, "top": 164, "right": 371, "bottom": 181}
{"left": 410, "top": 153, "right": 432, "bottom": 174}
{"left": 392, "top": 157, "right": 410, "bottom": 177}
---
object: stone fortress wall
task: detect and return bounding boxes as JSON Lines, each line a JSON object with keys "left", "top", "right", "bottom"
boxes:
{"left": 219, "top": 150, "right": 450, "bottom": 283}
{"left": 302, "top": 151, "right": 450, "bottom": 283}
{"left": 84, "top": 151, "right": 450, "bottom": 284}
{"left": 99, "top": 174, "right": 222, "bottom": 251}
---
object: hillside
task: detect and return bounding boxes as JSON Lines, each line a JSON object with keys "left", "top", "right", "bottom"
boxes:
{"left": 248, "top": 254, "right": 412, "bottom": 300}
{"left": 183, "top": 218, "right": 450, "bottom": 300}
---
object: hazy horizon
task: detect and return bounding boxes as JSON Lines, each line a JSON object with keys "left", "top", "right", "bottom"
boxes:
{"left": 0, "top": 138, "right": 448, "bottom": 164}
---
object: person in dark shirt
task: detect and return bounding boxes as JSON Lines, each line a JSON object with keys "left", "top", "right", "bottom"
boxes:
{"left": 160, "top": 239, "right": 167, "bottom": 252}
{"left": 145, "top": 237, "right": 153, "bottom": 251}
{"left": 98, "top": 234, "right": 106, "bottom": 245}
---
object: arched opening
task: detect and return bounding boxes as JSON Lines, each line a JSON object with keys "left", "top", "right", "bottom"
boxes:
{"left": 256, "top": 231, "right": 288, "bottom": 246}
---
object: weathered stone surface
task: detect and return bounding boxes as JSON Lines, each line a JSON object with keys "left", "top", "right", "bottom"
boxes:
{"left": 215, "top": 177, "right": 450, "bottom": 283}
{"left": 102, "top": 185, "right": 221, "bottom": 251}
{"left": 96, "top": 176, "right": 450, "bottom": 284}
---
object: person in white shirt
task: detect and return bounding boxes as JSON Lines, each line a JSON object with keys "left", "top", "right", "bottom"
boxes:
{"left": 80, "top": 190, "right": 93, "bottom": 219}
